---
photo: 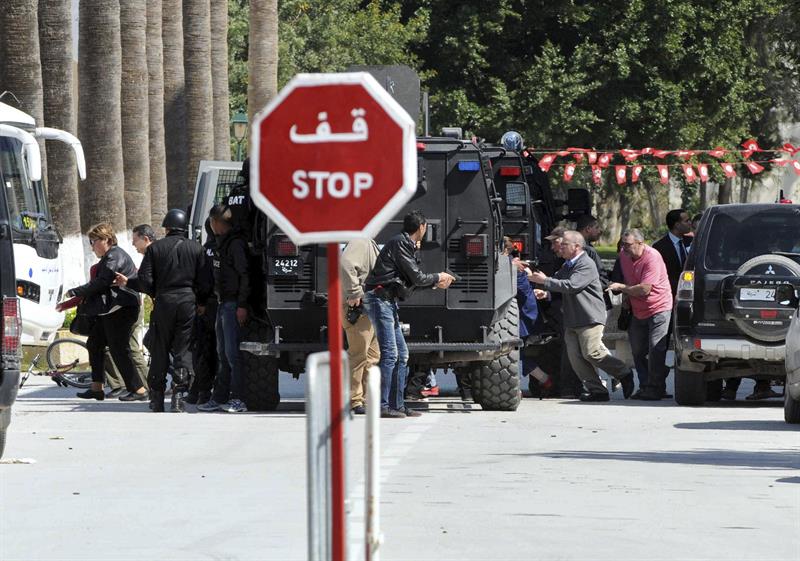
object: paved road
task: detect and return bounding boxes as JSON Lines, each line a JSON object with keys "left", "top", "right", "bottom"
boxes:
{"left": 2, "top": 372, "right": 798, "bottom": 561}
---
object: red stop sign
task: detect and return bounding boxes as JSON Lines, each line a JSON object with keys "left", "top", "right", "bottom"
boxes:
{"left": 250, "top": 73, "right": 417, "bottom": 244}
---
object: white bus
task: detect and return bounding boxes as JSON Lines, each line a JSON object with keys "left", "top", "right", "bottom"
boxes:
{"left": 0, "top": 100, "right": 85, "bottom": 345}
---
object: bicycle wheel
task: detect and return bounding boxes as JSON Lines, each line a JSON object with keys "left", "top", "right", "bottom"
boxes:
{"left": 46, "top": 338, "right": 93, "bottom": 389}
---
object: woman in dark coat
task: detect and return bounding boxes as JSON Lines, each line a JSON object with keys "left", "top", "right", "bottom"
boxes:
{"left": 66, "top": 223, "right": 148, "bottom": 401}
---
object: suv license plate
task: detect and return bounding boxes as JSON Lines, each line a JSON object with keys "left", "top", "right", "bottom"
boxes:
{"left": 740, "top": 287, "right": 776, "bottom": 301}
{"left": 273, "top": 257, "right": 301, "bottom": 276}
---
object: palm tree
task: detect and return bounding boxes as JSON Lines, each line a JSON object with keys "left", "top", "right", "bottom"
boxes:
{"left": 38, "top": 0, "right": 83, "bottom": 284}
{"left": 210, "top": 0, "right": 230, "bottom": 160}
{"left": 121, "top": 0, "right": 152, "bottom": 229}
{"left": 247, "top": 0, "right": 279, "bottom": 126}
{"left": 0, "top": 1, "right": 47, "bottom": 176}
{"left": 183, "top": 0, "right": 215, "bottom": 199}
{"left": 146, "top": 0, "right": 168, "bottom": 227}
{"left": 78, "top": 0, "right": 127, "bottom": 233}
{"left": 162, "top": 0, "right": 187, "bottom": 209}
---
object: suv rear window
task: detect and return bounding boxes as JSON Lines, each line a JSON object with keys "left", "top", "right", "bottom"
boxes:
{"left": 704, "top": 209, "right": 800, "bottom": 271}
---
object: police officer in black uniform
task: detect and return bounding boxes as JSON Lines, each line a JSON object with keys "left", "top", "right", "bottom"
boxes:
{"left": 116, "top": 209, "right": 211, "bottom": 412}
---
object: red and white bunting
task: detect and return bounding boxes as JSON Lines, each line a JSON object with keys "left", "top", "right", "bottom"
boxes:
{"left": 615, "top": 165, "right": 627, "bottom": 185}
{"left": 657, "top": 165, "right": 669, "bottom": 184}
{"left": 720, "top": 162, "right": 737, "bottom": 178}
{"left": 563, "top": 163, "right": 576, "bottom": 182}
{"left": 772, "top": 159, "right": 791, "bottom": 166}
{"left": 782, "top": 142, "right": 799, "bottom": 156}
{"left": 745, "top": 161, "right": 764, "bottom": 174}
{"left": 792, "top": 160, "right": 800, "bottom": 176}
{"left": 632, "top": 165, "right": 643, "bottom": 183}
{"left": 640, "top": 147, "right": 654, "bottom": 155}
{"left": 598, "top": 153, "right": 611, "bottom": 168}
{"left": 539, "top": 154, "right": 556, "bottom": 173}
{"left": 653, "top": 150, "right": 671, "bottom": 159}
{"left": 557, "top": 150, "right": 570, "bottom": 157}
{"left": 674, "top": 150, "right": 696, "bottom": 160}
{"left": 573, "top": 152, "right": 584, "bottom": 163}
{"left": 620, "top": 149, "right": 640, "bottom": 162}
{"left": 591, "top": 165, "right": 602, "bottom": 184}
{"left": 708, "top": 147, "right": 726, "bottom": 159}
{"left": 698, "top": 163, "right": 710, "bottom": 182}
{"left": 587, "top": 151, "right": 598, "bottom": 164}
{"left": 683, "top": 164, "right": 697, "bottom": 183}
{"left": 742, "top": 138, "right": 762, "bottom": 152}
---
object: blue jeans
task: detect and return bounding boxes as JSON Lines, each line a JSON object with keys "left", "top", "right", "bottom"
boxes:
{"left": 628, "top": 310, "right": 671, "bottom": 393}
{"left": 213, "top": 301, "right": 244, "bottom": 402}
{"left": 363, "top": 291, "right": 408, "bottom": 411}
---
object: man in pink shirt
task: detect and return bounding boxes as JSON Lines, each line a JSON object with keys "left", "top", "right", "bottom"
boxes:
{"left": 609, "top": 229, "right": 673, "bottom": 401}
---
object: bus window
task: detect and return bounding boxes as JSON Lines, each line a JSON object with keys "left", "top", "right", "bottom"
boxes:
{"left": 0, "top": 137, "right": 48, "bottom": 232}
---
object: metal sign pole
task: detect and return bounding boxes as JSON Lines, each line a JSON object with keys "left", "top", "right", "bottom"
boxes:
{"left": 327, "top": 242, "right": 346, "bottom": 561}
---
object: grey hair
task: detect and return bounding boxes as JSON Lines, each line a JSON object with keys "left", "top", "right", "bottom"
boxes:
{"left": 562, "top": 230, "right": 585, "bottom": 248}
{"left": 621, "top": 228, "right": 645, "bottom": 242}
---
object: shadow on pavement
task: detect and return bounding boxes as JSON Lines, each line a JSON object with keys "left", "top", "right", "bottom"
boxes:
{"left": 499, "top": 449, "right": 800, "bottom": 470}
{"left": 775, "top": 476, "right": 800, "bottom": 484}
{"left": 675, "top": 420, "right": 798, "bottom": 431}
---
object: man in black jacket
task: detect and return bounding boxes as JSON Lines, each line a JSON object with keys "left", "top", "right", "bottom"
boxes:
{"left": 652, "top": 208, "right": 692, "bottom": 297}
{"left": 198, "top": 205, "right": 251, "bottom": 413}
{"left": 116, "top": 209, "right": 210, "bottom": 412}
{"left": 363, "top": 210, "right": 455, "bottom": 418}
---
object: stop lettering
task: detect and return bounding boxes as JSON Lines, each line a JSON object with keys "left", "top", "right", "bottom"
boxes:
{"left": 291, "top": 170, "right": 373, "bottom": 200}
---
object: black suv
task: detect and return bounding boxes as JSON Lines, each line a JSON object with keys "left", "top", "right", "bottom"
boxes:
{"left": 673, "top": 203, "right": 800, "bottom": 405}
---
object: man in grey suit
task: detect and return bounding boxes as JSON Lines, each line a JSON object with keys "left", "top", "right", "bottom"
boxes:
{"left": 530, "top": 231, "right": 635, "bottom": 402}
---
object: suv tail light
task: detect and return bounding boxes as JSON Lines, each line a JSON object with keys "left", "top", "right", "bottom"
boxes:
{"left": 272, "top": 235, "right": 298, "bottom": 257}
{"left": 677, "top": 271, "right": 695, "bottom": 301}
{"left": 507, "top": 235, "right": 528, "bottom": 257}
{"left": 2, "top": 297, "right": 22, "bottom": 355}
{"left": 499, "top": 166, "right": 521, "bottom": 177}
{"left": 462, "top": 234, "right": 488, "bottom": 258}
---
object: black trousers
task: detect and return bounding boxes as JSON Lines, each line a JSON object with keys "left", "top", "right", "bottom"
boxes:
{"left": 147, "top": 292, "right": 196, "bottom": 392}
{"left": 191, "top": 299, "right": 218, "bottom": 394}
{"left": 86, "top": 306, "right": 143, "bottom": 392}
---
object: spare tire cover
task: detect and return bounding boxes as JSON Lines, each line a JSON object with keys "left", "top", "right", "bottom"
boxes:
{"left": 731, "top": 254, "right": 800, "bottom": 342}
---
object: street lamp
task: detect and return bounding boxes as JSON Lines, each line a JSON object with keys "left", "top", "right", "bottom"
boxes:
{"left": 231, "top": 112, "right": 248, "bottom": 161}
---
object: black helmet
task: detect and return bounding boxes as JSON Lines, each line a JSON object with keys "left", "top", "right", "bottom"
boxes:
{"left": 162, "top": 208, "right": 188, "bottom": 231}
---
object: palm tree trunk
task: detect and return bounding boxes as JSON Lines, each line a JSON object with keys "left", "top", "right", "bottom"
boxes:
{"left": 78, "top": 0, "right": 127, "bottom": 234}
{"left": 211, "top": 0, "right": 230, "bottom": 160}
{"left": 247, "top": 0, "right": 279, "bottom": 126}
{"left": 1, "top": 1, "right": 47, "bottom": 182}
{"left": 183, "top": 0, "right": 215, "bottom": 201}
{"left": 147, "top": 0, "right": 168, "bottom": 228}
{"left": 162, "top": 0, "right": 188, "bottom": 209}
{"left": 121, "top": 0, "right": 152, "bottom": 230}
{"left": 38, "top": 0, "right": 84, "bottom": 288}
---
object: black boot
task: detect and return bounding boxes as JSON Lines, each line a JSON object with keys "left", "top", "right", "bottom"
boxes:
{"left": 150, "top": 390, "right": 165, "bottom": 412}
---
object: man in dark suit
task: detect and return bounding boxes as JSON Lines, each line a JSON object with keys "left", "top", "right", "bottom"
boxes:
{"left": 652, "top": 208, "right": 693, "bottom": 297}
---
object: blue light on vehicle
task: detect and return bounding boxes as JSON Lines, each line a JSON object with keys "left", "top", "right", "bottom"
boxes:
{"left": 457, "top": 160, "right": 481, "bottom": 172}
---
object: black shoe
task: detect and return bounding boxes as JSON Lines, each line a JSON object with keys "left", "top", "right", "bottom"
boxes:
{"left": 105, "top": 387, "right": 126, "bottom": 399}
{"left": 183, "top": 392, "right": 200, "bottom": 405}
{"left": 119, "top": 391, "right": 149, "bottom": 402}
{"left": 560, "top": 393, "right": 579, "bottom": 399}
{"left": 351, "top": 405, "right": 366, "bottom": 415}
{"left": 402, "top": 407, "right": 422, "bottom": 417}
{"left": 196, "top": 391, "right": 212, "bottom": 405}
{"left": 459, "top": 388, "right": 473, "bottom": 402}
{"left": 630, "top": 390, "right": 644, "bottom": 400}
{"left": 150, "top": 390, "right": 165, "bottom": 412}
{"left": 380, "top": 408, "right": 406, "bottom": 418}
{"left": 579, "top": 392, "right": 610, "bottom": 402}
{"left": 77, "top": 389, "right": 104, "bottom": 401}
{"left": 638, "top": 389, "right": 663, "bottom": 401}
{"left": 621, "top": 373, "right": 635, "bottom": 399}
{"left": 662, "top": 392, "right": 673, "bottom": 399}
{"left": 171, "top": 390, "right": 188, "bottom": 412}
{"left": 404, "top": 393, "right": 427, "bottom": 402}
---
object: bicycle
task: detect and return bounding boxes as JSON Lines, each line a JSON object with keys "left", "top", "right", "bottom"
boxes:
{"left": 20, "top": 338, "right": 93, "bottom": 389}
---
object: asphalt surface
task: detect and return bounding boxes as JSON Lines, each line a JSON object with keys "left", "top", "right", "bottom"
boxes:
{"left": 1, "top": 371, "right": 798, "bottom": 561}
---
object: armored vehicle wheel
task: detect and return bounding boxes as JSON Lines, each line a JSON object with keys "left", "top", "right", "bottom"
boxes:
{"left": 469, "top": 299, "right": 521, "bottom": 411}
{"left": 785, "top": 390, "right": 800, "bottom": 424}
{"left": 242, "top": 321, "right": 280, "bottom": 411}
{"left": 0, "top": 407, "right": 10, "bottom": 459}
{"left": 675, "top": 368, "right": 706, "bottom": 406}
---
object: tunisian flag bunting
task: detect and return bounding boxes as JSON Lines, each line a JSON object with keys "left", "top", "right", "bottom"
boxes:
{"left": 632, "top": 165, "right": 643, "bottom": 183}
{"left": 653, "top": 150, "right": 671, "bottom": 159}
{"left": 720, "top": 162, "right": 737, "bottom": 178}
{"left": 792, "top": 160, "right": 800, "bottom": 175}
{"left": 591, "top": 165, "right": 602, "bottom": 185}
{"left": 674, "top": 150, "right": 696, "bottom": 160}
{"left": 564, "top": 163, "right": 576, "bottom": 182}
{"left": 708, "top": 147, "right": 726, "bottom": 159}
{"left": 620, "top": 149, "right": 639, "bottom": 161}
{"left": 573, "top": 152, "right": 584, "bottom": 163}
{"left": 698, "top": 164, "right": 710, "bottom": 182}
{"left": 656, "top": 165, "right": 669, "bottom": 184}
{"left": 587, "top": 151, "right": 598, "bottom": 164}
{"left": 782, "top": 142, "right": 799, "bottom": 156}
{"left": 683, "top": 164, "right": 697, "bottom": 183}
{"left": 615, "top": 165, "right": 627, "bottom": 185}
{"left": 745, "top": 161, "right": 764, "bottom": 174}
{"left": 539, "top": 154, "right": 556, "bottom": 172}
{"left": 598, "top": 153, "right": 611, "bottom": 168}
{"left": 742, "top": 138, "right": 762, "bottom": 152}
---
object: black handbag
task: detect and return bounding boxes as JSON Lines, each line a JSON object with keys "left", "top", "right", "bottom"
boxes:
{"left": 69, "top": 301, "right": 96, "bottom": 336}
